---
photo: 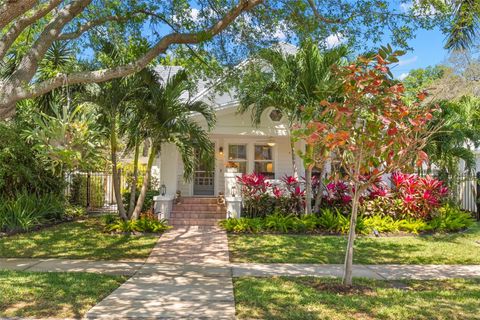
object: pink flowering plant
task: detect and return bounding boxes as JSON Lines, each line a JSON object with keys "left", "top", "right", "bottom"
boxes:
{"left": 391, "top": 172, "right": 449, "bottom": 219}
{"left": 236, "top": 173, "right": 306, "bottom": 217}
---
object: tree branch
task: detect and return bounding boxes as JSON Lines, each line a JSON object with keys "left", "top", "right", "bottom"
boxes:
{"left": 11, "top": 0, "right": 92, "bottom": 84}
{"left": 0, "top": 0, "right": 37, "bottom": 29}
{"left": 0, "top": 0, "right": 62, "bottom": 60}
{"left": 305, "top": 0, "right": 343, "bottom": 23}
{"left": 1, "top": 0, "right": 263, "bottom": 109}
{"left": 56, "top": 12, "right": 143, "bottom": 41}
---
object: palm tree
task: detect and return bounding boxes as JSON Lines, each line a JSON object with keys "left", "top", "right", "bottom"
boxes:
{"left": 83, "top": 76, "right": 138, "bottom": 220}
{"left": 238, "top": 40, "right": 348, "bottom": 213}
{"left": 129, "top": 67, "right": 216, "bottom": 219}
{"left": 424, "top": 96, "right": 480, "bottom": 178}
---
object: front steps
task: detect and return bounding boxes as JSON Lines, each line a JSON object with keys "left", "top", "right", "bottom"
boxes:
{"left": 169, "top": 197, "right": 226, "bottom": 227}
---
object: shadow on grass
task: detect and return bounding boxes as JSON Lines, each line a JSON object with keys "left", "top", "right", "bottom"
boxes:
{"left": 234, "top": 277, "right": 480, "bottom": 320}
{"left": 0, "top": 218, "right": 158, "bottom": 260}
{"left": 229, "top": 223, "right": 480, "bottom": 265}
{"left": 0, "top": 270, "right": 126, "bottom": 319}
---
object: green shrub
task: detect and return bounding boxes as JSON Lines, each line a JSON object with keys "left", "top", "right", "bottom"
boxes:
{"left": 219, "top": 217, "right": 264, "bottom": 233}
{"left": 427, "top": 204, "right": 475, "bottom": 232}
{"left": 64, "top": 205, "right": 87, "bottom": 219}
{"left": 102, "top": 213, "right": 118, "bottom": 225}
{"left": 0, "top": 192, "right": 65, "bottom": 233}
{"left": 265, "top": 213, "right": 296, "bottom": 233}
{"left": 295, "top": 214, "right": 319, "bottom": 232}
{"left": 363, "top": 215, "right": 401, "bottom": 233}
{"left": 123, "top": 189, "right": 157, "bottom": 214}
{"left": 318, "top": 208, "right": 341, "bottom": 232}
{"left": 105, "top": 217, "right": 171, "bottom": 233}
{"left": 398, "top": 219, "right": 429, "bottom": 234}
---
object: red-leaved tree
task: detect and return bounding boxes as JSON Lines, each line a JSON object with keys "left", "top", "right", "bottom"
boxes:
{"left": 299, "top": 45, "right": 440, "bottom": 285}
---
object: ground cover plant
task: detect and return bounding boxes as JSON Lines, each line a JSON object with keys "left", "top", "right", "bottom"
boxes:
{"left": 0, "top": 217, "right": 158, "bottom": 260}
{"left": 104, "top": 212, "right": 171, "bottom": 234}
{"left": 234, "top": 277, "right": 480, "bottom": 320}
{"left": 228, "top": 222, "right": 480, "bottom": 264}
{"left": 0, "top": 270, "right": 126, "bottom": 319}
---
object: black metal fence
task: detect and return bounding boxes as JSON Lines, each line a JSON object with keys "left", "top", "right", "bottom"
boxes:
{"left": 65, "top": 171, "right": 122, "bottom": 213}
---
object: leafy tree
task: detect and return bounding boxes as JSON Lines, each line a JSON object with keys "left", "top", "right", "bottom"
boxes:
{"left": 129, "top": 68, "right": 216, "bottom": 219}
{"left": 0, "top": 122, "right": 64, "bottom": 198}
{"left": 238, "top": 40, "right": 348, "bottom": 214}
{"left": 299, "top": 46, "right": 439, "bottom": 285}
{"left": 0, "top": 0, "right": 468, "bottom": 118}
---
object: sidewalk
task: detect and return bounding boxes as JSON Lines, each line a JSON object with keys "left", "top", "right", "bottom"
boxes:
{"left": 84, "top": 226, "right": 235, "bottom": 320}
{"left": 0, "top": 258, "right": 143, "bottom": 276}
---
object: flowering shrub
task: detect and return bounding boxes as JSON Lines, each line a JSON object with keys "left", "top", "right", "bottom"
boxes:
{"left": 237, "top": 173, "right": 305, "bottom": 217}
{"left": 391, "top": 172, "right": 449, "bottom": 219}
{"left": 321, "top": 173, "right": 449, "bottom": 219}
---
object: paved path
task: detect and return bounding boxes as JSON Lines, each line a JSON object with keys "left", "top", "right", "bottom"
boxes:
{"left": 85, "top": 226, "right": 235, "bottom": 320}
{"left": 231, "top": 263, "right": 480, "bottom": 280}
{"left": 0, "top": 258, "right": 143, "bottom": 276}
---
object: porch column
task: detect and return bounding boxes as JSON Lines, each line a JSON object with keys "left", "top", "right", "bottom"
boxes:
{"left": 160, "top": 143, "right": 179, "bottom": 197}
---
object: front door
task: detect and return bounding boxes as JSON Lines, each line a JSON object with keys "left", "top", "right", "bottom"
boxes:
{"left": 193, "top": 149, "right": 215, "bottom": 196}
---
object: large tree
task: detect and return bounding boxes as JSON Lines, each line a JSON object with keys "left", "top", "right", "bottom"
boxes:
{"left": 0, "top": 0, "right": 472, "bottom": 118}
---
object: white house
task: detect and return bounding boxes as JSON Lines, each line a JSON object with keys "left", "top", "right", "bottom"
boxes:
{"left": 153, "top": 65, "right": 305, "bottom": 200}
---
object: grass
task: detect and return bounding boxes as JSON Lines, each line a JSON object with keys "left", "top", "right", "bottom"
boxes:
{"left": 228, "top": 222, "right": 480, "bottom": 264}
{"left": 0, "top": 270, "right": 126, "bottom": 319}
{"left": 0, "top": 217, "right": 158, "bottom": 260}
{"left": 234, "top": 277, "right": 480, "bottom": 320}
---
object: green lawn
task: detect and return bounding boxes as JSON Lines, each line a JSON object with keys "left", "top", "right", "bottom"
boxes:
{"left": 0, "top": 270, "right": 126, "bottom": 319}
{"left": 0, "top": 217, "right": 158, "bottom": 260}
{"left": 228, "top": 223, "right": 480, "bottom": 264}
{"left": 235, "top": 277, "right": 480, "bottom": 320}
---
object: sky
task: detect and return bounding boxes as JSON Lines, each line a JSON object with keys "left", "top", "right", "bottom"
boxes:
{"left": 391, "top": 27, "right": 450, "bottom": 79}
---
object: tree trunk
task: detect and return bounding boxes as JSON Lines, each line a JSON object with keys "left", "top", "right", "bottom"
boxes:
{"left": 131, "top": 145, "right": 157, "bottom": 220}
{"left": 290, "top": 137, "right": 298, "bottom": 178}
{"left": 110, "top": 119, "right": 128, "bottom": 221}
{"left": 305, "top": 165, "right": 312, "bottom": 215}
{"left": 304, "top": 144, "right": 314, "bottom": 215}
{"left": 342, "top": 185, "right": 360, "bottom": 286}
{"left": 127, "top": 141, "right": 140, "bottom": 218}
{"left": 313, "top": 166, "right": 326, "bottom": 213}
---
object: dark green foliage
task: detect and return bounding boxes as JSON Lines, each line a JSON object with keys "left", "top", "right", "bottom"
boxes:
{"left": 0, "top": 192, "right": 65, "bottom": 233}
{"left": 428, "top": 204, "right": 475, "bottom": 232}
{"left": 219, "top": 204, "right": 474, "bottom": 235}
{"left": 122, "top": 189, "right": 157, "bottom": 214}
{"left": 0, "top": 123, "right": 63, "bottom": 198}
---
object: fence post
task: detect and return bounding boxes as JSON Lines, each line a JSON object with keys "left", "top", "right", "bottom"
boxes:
{"left": 476, "top": 171, "right": 480, "bottom": 221}
{"left": 86, "top": 172, "right": 91, "bottom": 210}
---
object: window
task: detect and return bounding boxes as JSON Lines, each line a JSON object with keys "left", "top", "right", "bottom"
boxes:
{"left": 228, "top": 144, "right": 247, "bottom": 173}
{"left": 254, "top": 145, "right": 274, "bottom": 178}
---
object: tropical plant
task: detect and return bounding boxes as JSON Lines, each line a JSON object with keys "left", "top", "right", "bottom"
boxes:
{"left": 128, "top": 67, "right": 216, "bottom": 219}
{"left": 0, "top": 122, "right": 64, "bottom": 198}
{"left": 238, "top": 40, "right": 349, "bottom": 214}
{"left": 428, "top": 203, "right": 475, "bottom": 231}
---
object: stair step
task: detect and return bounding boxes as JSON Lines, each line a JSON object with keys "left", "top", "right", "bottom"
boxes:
{"left": 171, "top": 212, "right": 226, "bottom": 219}
{"left": 177, "top": 197, "right": 218, "bottom": 204}
{"left": 172, "top": 204, "right": 224, "bottom": 212}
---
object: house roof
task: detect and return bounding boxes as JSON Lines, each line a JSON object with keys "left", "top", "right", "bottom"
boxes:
{"left": 154, "top": 42, "right": 299, "bottom": 111}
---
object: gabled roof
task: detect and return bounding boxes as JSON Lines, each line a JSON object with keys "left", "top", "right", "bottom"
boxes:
{"left": 153, "top": 42, "right": 298, "bottom": 110}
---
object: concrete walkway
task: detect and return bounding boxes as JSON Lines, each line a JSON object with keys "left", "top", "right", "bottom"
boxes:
{"left": 231, "top": 263, "right": 480, "bottom": 280}
{"left": 0, "top": 258, "right": 143, "bottom": 276}
{"left": 85, "top": 226, "right": 235, "bottom": 320}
